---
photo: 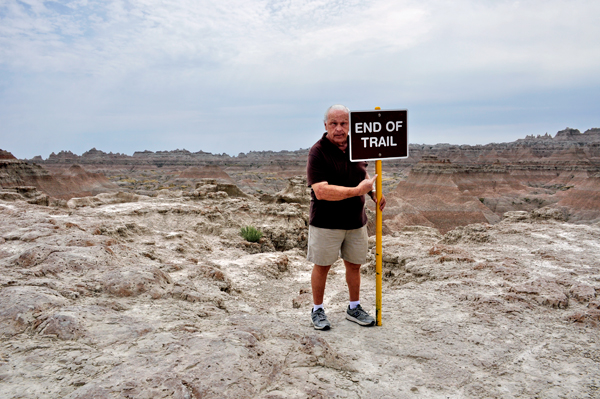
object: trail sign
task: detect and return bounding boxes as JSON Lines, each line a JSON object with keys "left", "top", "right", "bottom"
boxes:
{"left": 349, "top": 109, "right": 408, "bottom": 162}
{"left": 349, "top": 107, "right": 409, "bottom": 326}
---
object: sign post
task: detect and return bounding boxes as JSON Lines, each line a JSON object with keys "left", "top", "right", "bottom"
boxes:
{"left": 376, "top": 155, "right": 383, "bottom": 326}
{"left": 349, "top": 107, "right": 408, "bottom": 326}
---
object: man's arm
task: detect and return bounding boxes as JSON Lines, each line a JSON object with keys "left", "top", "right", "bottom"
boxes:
{"left": 312, "top": 175, "right": 377, "bottom": 201}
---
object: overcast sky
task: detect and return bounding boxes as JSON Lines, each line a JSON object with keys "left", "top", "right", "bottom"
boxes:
{"left": 1, "top": 0, "right": 599, "bottom": 159}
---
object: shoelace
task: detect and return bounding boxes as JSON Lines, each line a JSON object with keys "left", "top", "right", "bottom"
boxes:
{"left": 315, "top": 310, "right": 327, "bottom": 321}
{"left": 351, "top": 306, "right": 366, "bottom": 316}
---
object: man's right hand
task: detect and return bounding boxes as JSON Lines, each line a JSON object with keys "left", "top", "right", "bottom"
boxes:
{"left": 356, "top": 175, "right": 377, "bottom": 196}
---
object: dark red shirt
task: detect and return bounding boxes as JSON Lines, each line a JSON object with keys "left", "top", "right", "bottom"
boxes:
{"left": 307, "top": 133, "right": 368, "bottom": 230}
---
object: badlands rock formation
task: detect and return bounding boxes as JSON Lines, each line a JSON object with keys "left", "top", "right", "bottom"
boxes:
{"left": 382, "top": 153, "right": 600, "bottom": 233}
{"left": 28, "top": 128, "right": 600, "bottom": 170}
{"left": 1, "top": 179, "right": 599, "bottom": 398}
{"left": 1, "top": 152, "right": 118, "bottom": 200}
{"left": 20, "top": 127, "right": 600, "bottom": 234}
{"left": 31, "top": 147, "right": 309, "bottom": 195}
{"left": 378, "top": 128, "right": 600, "bottom": 233}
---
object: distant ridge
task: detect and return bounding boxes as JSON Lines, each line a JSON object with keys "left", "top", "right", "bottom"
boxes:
{"left": 24, "top": 128, "right": 600, "bottom": 170}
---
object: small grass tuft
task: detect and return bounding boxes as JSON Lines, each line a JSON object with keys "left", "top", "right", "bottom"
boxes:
{"left": 240, "top": 226, "right": 263, "bottom": 242}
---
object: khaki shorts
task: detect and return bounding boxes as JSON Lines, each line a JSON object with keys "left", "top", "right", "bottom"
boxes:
{"left": 307, "top": 225, "right": 368, "bottom": 266}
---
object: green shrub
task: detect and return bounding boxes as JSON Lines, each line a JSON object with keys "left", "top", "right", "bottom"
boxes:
{"left": 240, "top": 226, "right": 263, "bottom": 242}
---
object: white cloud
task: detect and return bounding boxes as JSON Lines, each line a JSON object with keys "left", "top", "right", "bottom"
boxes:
{"left": 3, "top": 0, "right": 599, "bottom": 83}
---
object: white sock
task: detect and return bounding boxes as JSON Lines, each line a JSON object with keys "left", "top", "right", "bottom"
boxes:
{"left": 349, "top": 300, "right": 360, "bottom": 310}
{"left": 313, "top": 304, "right": 324, "bottom": 312}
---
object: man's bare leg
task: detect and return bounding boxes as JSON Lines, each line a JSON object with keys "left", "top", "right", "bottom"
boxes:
{"left": 344, "top": 260, "right": 361, "bottom": 302}
{"left": 344, "top": 260, "right": 375, "bottom": 326}
{"left": 311, "top": 264, "right": 331, "bottom": 306}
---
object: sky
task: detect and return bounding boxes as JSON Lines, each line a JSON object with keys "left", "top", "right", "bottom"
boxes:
{"left": 1, "top": 0, "right": 599, "bottom": 159}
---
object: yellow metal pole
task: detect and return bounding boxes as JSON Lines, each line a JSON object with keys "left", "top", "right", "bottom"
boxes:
{"left": 374, "top": 106, "right": 383, "bottom": 326}
{"left": 375, "top": 159, "right": 382, "bottom": 326}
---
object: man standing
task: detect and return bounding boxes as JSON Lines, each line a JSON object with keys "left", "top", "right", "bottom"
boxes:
{"left": 306, "top": 104, "right": 386, "bottom": 330}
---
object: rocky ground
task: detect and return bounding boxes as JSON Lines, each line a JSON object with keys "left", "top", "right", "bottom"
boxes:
{"left": 1, "top": 182, "right": 599, "bottom": 398}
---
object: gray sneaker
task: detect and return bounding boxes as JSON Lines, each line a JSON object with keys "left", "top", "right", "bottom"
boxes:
{"left": 346, "top": 304, "right": 375, "bottom": 326}
{"left": 311, "top": 308, "right": 331, "bottom": 330}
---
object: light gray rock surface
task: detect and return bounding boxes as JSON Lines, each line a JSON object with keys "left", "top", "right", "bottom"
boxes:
{"left": 0, "top": 193, "right": 598, "bottom": 398}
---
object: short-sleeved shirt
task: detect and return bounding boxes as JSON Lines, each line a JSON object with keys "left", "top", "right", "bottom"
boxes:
{"left": 307, "top": 133, "right": 368, "bottom": 230}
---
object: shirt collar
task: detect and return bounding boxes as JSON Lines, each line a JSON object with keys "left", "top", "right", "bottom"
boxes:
{"left": 321, "top": 132, "right": 348, "bottom": 156}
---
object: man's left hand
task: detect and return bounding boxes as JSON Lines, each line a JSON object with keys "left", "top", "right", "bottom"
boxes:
{"left": 370, "top": 192, "right": 386, "bottom": 211}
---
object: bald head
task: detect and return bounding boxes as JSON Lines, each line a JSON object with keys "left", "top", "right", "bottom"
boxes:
{"left": 324, "top": 104, "right": 350, "bottom": 124}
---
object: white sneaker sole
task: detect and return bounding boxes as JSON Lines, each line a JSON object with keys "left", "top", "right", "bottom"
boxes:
{"left": 346, "top": 313, "right": 375, "bottom": 326}
{"left": 313, "top": 323, "right": 331, "bottom": 330}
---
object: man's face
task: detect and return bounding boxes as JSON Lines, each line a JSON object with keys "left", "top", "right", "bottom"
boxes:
{"left": 324, "top": 109, "right": 349, "bottom": 149}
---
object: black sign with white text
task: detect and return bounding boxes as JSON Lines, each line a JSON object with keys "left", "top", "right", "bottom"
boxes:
{"left": 349, "top": 109, "right": 408, "bottom": 162}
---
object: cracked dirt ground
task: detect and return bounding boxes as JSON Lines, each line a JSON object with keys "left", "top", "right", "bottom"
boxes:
{"left": 0, "top": 193, "right": 599, "bottom": 398}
